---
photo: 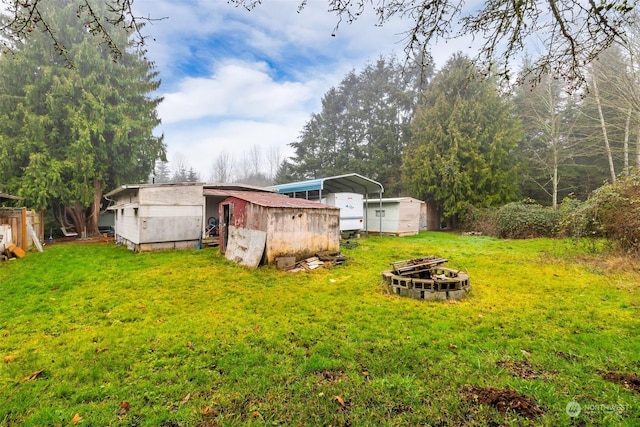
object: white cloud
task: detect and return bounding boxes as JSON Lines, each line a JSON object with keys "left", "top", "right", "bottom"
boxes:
{"left": 158, "top": 60, "right": 314, "bottom": 124}
{"left": 134, "top": 0, "right": 479, "bottom": 178}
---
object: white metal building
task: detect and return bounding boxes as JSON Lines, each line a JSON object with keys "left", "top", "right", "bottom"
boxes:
{"left": 364, "top": 197, "right": 426, "bottom": 236}
{"left": 106, "top": 183, "right": 204, "bottom": 252}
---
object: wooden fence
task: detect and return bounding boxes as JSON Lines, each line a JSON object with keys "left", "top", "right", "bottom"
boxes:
{"left": 0, "top": 208, "right": 44, "bottom": 250}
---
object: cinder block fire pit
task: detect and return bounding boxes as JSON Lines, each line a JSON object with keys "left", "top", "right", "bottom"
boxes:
{"left": 382, "top": 256, "right": 470, "bottom": 301}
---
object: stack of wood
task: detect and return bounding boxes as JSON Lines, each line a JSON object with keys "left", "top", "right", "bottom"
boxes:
{"left": 285, "top": 251, "right": 348, "bottom": 273}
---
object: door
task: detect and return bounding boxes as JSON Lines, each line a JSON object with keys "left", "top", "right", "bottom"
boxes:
{"left": 222, "top": 203, "right": 231, "bottom": 252}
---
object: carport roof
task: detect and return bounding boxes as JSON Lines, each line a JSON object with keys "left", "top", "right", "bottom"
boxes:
{"left": 270, "top": 173, "right": 384, "bottom": 197}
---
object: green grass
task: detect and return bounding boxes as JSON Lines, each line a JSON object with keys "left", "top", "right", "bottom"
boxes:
{"left": 1, "top": 232, "right": 639, "bottom": 426}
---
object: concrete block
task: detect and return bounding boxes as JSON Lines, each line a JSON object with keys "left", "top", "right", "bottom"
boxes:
{"left": 447, "top": 290, "right": 467, "bottom": 300}
{"left": 423, "top": 291, "right": 447, "bottom": 301}
{"left": 276, "top": 256, "right": 296, "bottom": 271}
{"left": 391, "top": 276, "right": 412, "bottom": 288}
{"left": 381, "top": 270, "right": 394, "bottom": 284}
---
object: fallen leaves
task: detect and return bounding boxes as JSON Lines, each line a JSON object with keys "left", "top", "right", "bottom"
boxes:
{"left": 333, "top": 395, "right": 346, "bottom": 407}
{"left": 117, "top": 401, "right": 130, "bottom": 416}
{"left": 69, "top": 413, "right": 82, "bottom": 424}
{"left": 3, "top": 355, "right": 16, "bottom": 363}
{"left": 200, "top": 406, "right": 216, "bottom": 417}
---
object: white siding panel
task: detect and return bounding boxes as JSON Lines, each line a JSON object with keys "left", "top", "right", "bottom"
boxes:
{"left": 140, "top": 205, "right": 203, "bottom": 217}
{"left": 365, "top": 198, "right": 423, "bottom": 236}
{"left": 139, "top": 215, "right": 202, "bottom": 243}
{"left": 139, "top": 185, "right": 203, "bottom": 206}
{"left": 115, "top": 208, "right": 141, "bottom": 243}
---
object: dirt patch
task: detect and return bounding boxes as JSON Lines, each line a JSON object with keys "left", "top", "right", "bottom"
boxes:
{"left": 497, "top": 360, "right": 541, "bottom": 380}
{"left": 462, "top": 385, "right": 544, "bottom": 419}
{"left": 602, "top": 372, "right": 640, "bottom": 392}
{"left": 47, "top": 236, "right": 114, "bottom": 245}
{"left": 315, "top": 369, "right": 345, "bottom": 385}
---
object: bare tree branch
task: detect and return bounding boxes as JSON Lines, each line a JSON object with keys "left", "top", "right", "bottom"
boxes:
{"left": 230, "top": 0, "right": 635, "bottom": 88}
{"left": 0, "top": 0, "right": 166, "bottom": 65}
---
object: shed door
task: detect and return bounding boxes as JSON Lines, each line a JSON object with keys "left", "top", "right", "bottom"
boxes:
{"left": 222, "top": 203, "right": 231, "bottom": 252}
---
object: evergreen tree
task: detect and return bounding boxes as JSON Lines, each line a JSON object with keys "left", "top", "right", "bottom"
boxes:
{"left": 403, "top": 54, "right": 521, "bottom": 224}
{"left": 154, "top": 161, "right": 171, "bottom": 183}
{"left": 0, "top": 0, "right": 165, "bottom": 235}
{"left": 171, "top": 165, "right": 188, "bottom": 183}
{"left": 287, "top": 55, "right": 428, "bottom": 195}
{"left": 186, "top": 167, "right": 200, "bottom": 183}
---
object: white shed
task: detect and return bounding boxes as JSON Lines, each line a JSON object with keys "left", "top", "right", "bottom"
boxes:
{"left": 105, "top": 183, "right": 204, "bottom": 252}
{"left": 364, "top": 197, "right": 425, "bottom": 236}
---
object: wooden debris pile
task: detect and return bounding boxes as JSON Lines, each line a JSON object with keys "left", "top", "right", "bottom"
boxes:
{"left": 280, "top": 251, "right": 348, "bottom": 272}
{"left": 1, "top": 225, "right": 25, "bottom": 261}
{"left": 1, "top": 243, "right": 25, "bottom": 261}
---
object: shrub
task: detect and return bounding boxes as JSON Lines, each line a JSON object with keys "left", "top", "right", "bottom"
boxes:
{"left": 460, "top": 205, "right": 498, "bottom": 236}
{"left": 585, "top": 171, "right": 640, "bottom": 253}
{"left": 556, "top": 195, "right": 603, "bottom": 239}
{"left": 495, "top": 199, "right": 560, "bottom": 239}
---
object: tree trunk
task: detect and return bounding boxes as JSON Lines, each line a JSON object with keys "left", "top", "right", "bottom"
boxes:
{"left": 592, "top": 76, "right": 617, "bottom": 183}
{"left": 552, "top": 146, "right": 558, "bottom": 209}
{"left": 87, "top": 179, "right": 103, "bottom": 236}
{"left": 61, "top": 180, "right": 103, "bottom": 237}
{"left": 66, "top": 202, "right": 86, "bottom": 238}
{"left": 624, "top": 108, "right": 631, "bottom": 176}
{"left": 637, "top": 116, "right": 640, "bottom": 168}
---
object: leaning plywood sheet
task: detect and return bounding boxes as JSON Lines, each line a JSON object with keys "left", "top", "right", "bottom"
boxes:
{"left": 27, "top": 221, "right": 43, "bottom": 252}
{"left": 225, "top": 226, "right": 267, "bottom": 268}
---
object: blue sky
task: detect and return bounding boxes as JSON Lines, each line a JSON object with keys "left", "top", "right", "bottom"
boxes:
{"left": 132, "top": 0, "right": 475, "bottom": 181}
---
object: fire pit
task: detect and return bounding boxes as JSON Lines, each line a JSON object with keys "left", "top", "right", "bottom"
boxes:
{"left": 382, "top": 256, "right": 470, "bottom": 301}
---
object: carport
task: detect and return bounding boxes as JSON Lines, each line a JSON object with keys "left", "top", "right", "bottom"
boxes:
{"left": 270, "top": 173, "right": 384, "bottom": 234}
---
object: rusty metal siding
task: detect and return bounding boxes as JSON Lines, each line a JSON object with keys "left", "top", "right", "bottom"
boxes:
{"left": 244, "top": 203, "right": 270, "bottom": 231}
{"left": 264, "top": 207, "right": 340, "bottom": 264}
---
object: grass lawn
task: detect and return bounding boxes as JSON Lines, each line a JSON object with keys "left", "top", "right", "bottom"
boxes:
{"left": 1, "top": 232, "right": 639, "bottom": 426}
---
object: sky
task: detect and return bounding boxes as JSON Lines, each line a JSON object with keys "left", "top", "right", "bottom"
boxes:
{"left": 132, "top": 0, "right": 476, "bottom": 181}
